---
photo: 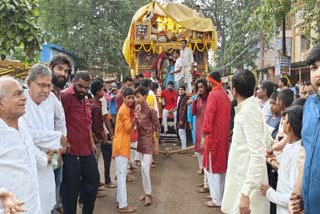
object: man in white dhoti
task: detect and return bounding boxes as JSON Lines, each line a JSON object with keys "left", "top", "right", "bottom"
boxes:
{"left": 19, "top": 64, "right": 68, "bottom": 214}
{"left": 0, "top": 77, "right": 47, "bottom": 214}
{"left": 180, "top": 40, "right": 194, "bottom": 94}
{"left": 221, "top": 69, "right": 269, "bottom": 214}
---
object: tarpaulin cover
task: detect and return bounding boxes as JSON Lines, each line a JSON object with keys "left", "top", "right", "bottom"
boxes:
{"left": 122, "top": 2, "right": 218, "bottom": 69}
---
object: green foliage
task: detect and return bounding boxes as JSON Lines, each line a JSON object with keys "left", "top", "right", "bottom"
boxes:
{"left": 303, "top": 0, "right": 320, "bottom": 44}
{"left": 247, "top": 0, "right": 291, "bottom": 45}
{"left": 223, "top": 0, "right": 261, "bottom": 70}
{"left": 256, "top": 0, "right": 291, "bottom": 23}
{"left": 38, "top": 0, "right": 146, "bottom": 75}
{"left": 252, "top": 0, "right": 320, "bottom": 46}
{"left": 183, "top": 0, "right": 261, "bottom": 72}
{"left": 0, "top": 0, "right": 42, "bottom": 62}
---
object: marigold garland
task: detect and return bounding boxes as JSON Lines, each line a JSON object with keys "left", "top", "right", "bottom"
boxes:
{"left": 132, "top": 40, "right": 214, "bottom": 54}
{"left": 197, "top": 42, "right": 206, "bottom": 52}
{"left": 133, "top": 44, "right": 143, "bottom": 52}
{"left": 143, "top": 43, "right": 153, "bottom": 52}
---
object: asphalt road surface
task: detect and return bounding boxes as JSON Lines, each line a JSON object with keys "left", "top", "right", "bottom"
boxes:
{"left": 86, "top": 143, "right": 223, "bottom": 214}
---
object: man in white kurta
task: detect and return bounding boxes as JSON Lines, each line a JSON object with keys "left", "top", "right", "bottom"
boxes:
{"left": 0, "top": 119, "right": 46, "bottom": 214}
{"left": 180, "top": 40, "right": 194, "bottom": 94}
{"left": 0, "top": 77, "right": 46, "bottom": 214}
{"left": 20, "top": 64, "right": 67, "bottom": 214}
{"left": 171, "top": 49, "right": 184, "bottom": 91}
{"left": 20, "top": 91, "right": 66, "bottom": 214}
{"left": 222, "top": 70, "right": 269, "bottom": 214}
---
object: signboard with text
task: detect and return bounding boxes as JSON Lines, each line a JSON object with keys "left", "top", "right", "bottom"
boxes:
{"left": 280, "top": 55, "right": 291, "bottom": 76}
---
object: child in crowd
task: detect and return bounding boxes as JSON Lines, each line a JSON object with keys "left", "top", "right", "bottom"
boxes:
{"left": 176, "top": 86, "right": 188, "bottom": 151}
{"left": 109, "top": 83, "right": 118, "bottom": 124}
{"left": 265, "top": 91, "right": 282, "bottom": 214}
{"left": 266, "top": 91, "right": 282, "bottom": 129}
{"left": 112, "top": 87, "right": 137, "bottom": 213}
{"left": 261, "top": 105, "right": 305, "bottom": 214}
{"left": 272, "top": 89, "right": 294, "bottom": 154}
{"left": 134, "top": 87, "right": 160, "bottom": 206}
{"left": 266, "top": 89, "right": 294, "bottom": 214}
{"left": 187, "top": 84, "right": 197, "bottom": 146}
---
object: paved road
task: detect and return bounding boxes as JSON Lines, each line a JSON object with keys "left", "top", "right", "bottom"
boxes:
{"left": 82, "top": 144, "right": 223, "bottom": 214}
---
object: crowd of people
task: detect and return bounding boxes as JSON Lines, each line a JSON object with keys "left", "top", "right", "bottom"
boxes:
{"left": 0, "top": 42, "right": 320, "bottom": 214}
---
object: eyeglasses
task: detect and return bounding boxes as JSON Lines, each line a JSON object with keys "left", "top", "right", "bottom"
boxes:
{"left": 34, "top": 82, "right": 52, "bottom": 89}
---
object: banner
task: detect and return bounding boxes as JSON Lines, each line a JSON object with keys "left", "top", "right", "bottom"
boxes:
{"left": 280, "top": 55, "right": 291, "bottom": 76}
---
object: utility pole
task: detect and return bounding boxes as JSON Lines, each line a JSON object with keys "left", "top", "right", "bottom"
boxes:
{"left": 260, "top": 33, "right": 265, "bottom": 69}
{"left": 282, "top": 15, "right": 286, "bottom": 56}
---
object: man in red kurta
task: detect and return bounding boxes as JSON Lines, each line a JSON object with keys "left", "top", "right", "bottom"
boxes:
{"left": 201, "top": 71, "right": 231, "bottom": 207}
{"left": 151, "top": 52, "right": 167, "bottom": 79}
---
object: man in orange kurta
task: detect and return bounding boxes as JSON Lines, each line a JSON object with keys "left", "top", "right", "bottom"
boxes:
{"left": 112, "top": 87, "right": 137, "bottom": 213}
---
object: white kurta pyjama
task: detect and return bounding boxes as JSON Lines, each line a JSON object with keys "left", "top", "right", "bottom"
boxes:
{"left": 20, "top": 91, "right": 66, "bottom": 214}
{"left": 116, "top": 156, "right": 129, "bottom": 209}
{"left": 180, "top": 46, "right": 194, "bottom": 93}
{"left": 0, "top": 119, "right": 45, "bottom": 214}
{"left": 222, "top": 96, "right": 269, "bottom": 214}
{"left": 266, "top": 140, "right": 305, "bottom": 214}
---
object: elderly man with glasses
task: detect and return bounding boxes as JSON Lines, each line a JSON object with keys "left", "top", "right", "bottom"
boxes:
{"left": 20, "top": 64, "right": 68, "bottom": 214}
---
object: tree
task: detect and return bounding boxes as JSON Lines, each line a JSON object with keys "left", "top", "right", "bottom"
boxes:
{"left": 0, "top": 0, "right": 42, "bottom": 62}
{"left": 252, "top": 0, "right": 320, "bottom": 47}
{"left": 38, "top": 0, "right": 146, "bottom": 76}
{"left": 183, "top": 0, "right": 261, "bottom": 73}
{"left": 249, "top": 0, "right": 291, "bottom": 49}
{"left": 299, "top": 0, "right": 320, "bottom": 44}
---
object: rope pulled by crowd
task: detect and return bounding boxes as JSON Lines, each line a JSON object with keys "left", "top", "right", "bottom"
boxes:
{"left": 130, "top": 146, "right": 195, "bottom": 156}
